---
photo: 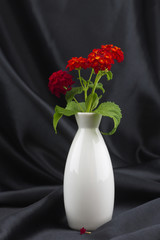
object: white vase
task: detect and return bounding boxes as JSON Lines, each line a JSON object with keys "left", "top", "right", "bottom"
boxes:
{"left": 63, "top": 112, "right": 114, "bottom": 231}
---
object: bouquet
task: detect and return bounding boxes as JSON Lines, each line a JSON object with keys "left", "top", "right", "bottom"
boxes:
{"left": 48, "top": 44, "right": 124, "bottom": 135}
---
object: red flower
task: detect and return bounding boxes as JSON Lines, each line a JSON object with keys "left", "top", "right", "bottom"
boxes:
{"left": 87, "top": 48, "right": 113, "bottom": 73}
{"left": 48, "top": 70, "right": 74, "bottom": 97}
{"left": 66, "top": 57, "right": 89, "bottom": 71}
{"left": 101, "top": 44, "right": 124, "bottom": 63}
{"left": 87, "top": 45, "right": 124, "bottom": 73}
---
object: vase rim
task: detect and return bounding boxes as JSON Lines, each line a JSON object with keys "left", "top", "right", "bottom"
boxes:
{"left": 76, "top": 112, "right": 100, "bottom": 116}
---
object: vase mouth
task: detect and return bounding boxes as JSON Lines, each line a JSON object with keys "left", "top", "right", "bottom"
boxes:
{"left": 76, "top": 112, "right": 100, "bottom": 116}
{"left": 75, "top": 112, "right": 102, "bottom": 129}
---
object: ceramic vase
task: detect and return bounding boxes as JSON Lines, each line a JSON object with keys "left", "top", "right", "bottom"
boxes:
{"left": 63, "top": 112, "right": 114, "bottom": 230}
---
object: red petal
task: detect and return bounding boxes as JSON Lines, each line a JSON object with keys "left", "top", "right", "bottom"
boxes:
{"left": 80, "top": 227, "right": 86, "bottom": 235}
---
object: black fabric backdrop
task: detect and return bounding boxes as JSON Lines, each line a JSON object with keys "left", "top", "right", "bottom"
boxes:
{"left": 0, "top": 0, "right": 160, "bottom": 239}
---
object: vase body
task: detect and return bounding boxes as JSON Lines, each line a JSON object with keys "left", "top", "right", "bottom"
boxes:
{"left": 63, "top": 113, "right": 114, "bottom": 231}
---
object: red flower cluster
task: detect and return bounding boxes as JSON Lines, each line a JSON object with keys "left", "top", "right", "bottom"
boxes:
{"left": 87, "top": 48, "right": 114, "bottom": 73}
{"left": 48, "top": 70, "right": 74, "bottom": 97}
{"left": 66, "top": 44, "right": 124, "bottom": 73}
{"left": 101, "top": 44, "right": 124, "bottom": 63}
{"left": 66, "top": 57, "right": 89, "bottom": 71}
{"left": 49, "top": 44, "right": 124, "bottom": 97}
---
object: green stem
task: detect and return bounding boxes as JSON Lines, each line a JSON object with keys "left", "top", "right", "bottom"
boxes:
{"left": 84, "top": 90, "right": 87, "bottom": 101}
{"left": 73, "top": 97, "right": 84, "bottom": 112}
{"left": 78, "top": 68, "right": 90, "bottom": 102}
{"left": 86, "top": 72, "right": 102, "bottom": 112}
{"left": 87, "top": 68, "right": 94, "bottom": 87}
{"left": 78, "top": 69, "right": 84, "bottom": 89}
{"left": 78, "top": 69, "right": 87, "bottom": 101}
{"left": 84, "top": 68, "right": 94, "bottom": 101}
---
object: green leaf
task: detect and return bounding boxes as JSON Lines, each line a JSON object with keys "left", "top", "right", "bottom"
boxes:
{"left": 89, "top": 82, "right": 105, "bottom": 93}
{"left": 106, "top": 71, "right": 113, "bottom": 81}
{"left": 66, "top": 101, "right": 86, "bottom": 113}
{"left": 53, "top": 101, "right": 86, "bottom": 133}
{"left": 78, "top": 102, "right": 87, "bottom": 112}
{"left": 65, "top": 87, "right": 83, "bottom": 103}
{"left": 53, "top": 111, "right": 63, "bottom": 134}
{"left": 94, "top": 101, "right": 122, "bottom": 135}
{"left": 86, "top": 93, "right": 99, "bottom": 112}
{"left": 53, "top": 104, "right": 74, "bottom": 133}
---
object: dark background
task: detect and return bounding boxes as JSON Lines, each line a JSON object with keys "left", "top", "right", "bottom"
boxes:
{"left": 0, "top": 0, "right": 160, "bottom": 239}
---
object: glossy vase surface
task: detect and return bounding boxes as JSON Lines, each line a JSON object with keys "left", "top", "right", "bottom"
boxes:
{"left": 63, "top": 112, "right": 114, "bottom": 230}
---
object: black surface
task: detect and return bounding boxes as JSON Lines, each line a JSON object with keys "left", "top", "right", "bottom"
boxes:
{"left": 0, "top": 0, "right": 160, "bottom": 239}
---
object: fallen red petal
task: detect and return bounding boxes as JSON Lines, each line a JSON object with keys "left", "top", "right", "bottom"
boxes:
{"left": 80, "top": 227, "right": 86, "bottom": 235}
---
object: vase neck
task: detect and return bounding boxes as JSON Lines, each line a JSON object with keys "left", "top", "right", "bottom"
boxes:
{"left": 75, "top": 113, "right": 102, "bottom": 129}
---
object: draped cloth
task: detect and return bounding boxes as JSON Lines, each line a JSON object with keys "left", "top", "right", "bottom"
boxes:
{"left": 0, "top": 0, "right": 160, "bottom": 239}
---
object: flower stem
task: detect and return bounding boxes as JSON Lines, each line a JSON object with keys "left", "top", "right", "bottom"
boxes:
{"left": 84, "top": 90, "right": 87, "bottom": 101}
{"left": 78, "top": 69, "right": 87, "bottom": 101}
{"left": 86, "top": 71, "right": 101, "bottom": 112}
{"left": 84, "top": 68, "right": 94, "bottom": 101}
{"left": 78, "top": 69, "right": 84, "bottom": 89}
{"left": 73, "top": 97, "right": 84, "bottom": 112}
{"left": 87, "top": 68, "right": 94, "bottom": 86}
